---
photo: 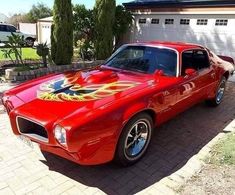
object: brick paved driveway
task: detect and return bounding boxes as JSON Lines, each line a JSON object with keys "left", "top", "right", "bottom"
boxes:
{"left": 0, "top": 82, "right": 235, "bottom": 195}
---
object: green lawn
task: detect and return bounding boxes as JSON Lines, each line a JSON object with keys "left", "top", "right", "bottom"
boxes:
{"left": 209, "top": 133, "right": 235, "bottom": 166}
{"left": 0, "top": 48, "right": 40, "bottom": 61}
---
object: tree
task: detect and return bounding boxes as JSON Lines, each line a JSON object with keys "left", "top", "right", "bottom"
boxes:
{"left": 73, "top": 5, "right": 94, "bottom": 43}
{"left": 50, "top": 24, "right": 56, "bottom": 63}
{"left": 113, "top": 5, "right": 133, "bottom": 49}
{"left": 51, "top": 0, "right": 73, "bottom": 65}
{"left": 9, "top": 14, "right": 30, "bottom": 27}
{"left": 27, "top": 3, "right": 52, "bottom": 23}
{"left": 73, "top": 4, "right": 95, "bottom": 60}
{"left": 94, "top": 0, "right": 116, "bottom": 60}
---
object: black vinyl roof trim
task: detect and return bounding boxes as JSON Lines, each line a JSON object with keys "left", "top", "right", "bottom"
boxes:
{"left": 123, "top": 0, "right": 235, "bottom": 8}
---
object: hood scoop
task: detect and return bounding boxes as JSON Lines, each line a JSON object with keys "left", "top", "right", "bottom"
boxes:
{"left": 84, "top": 70, "right": 118, "bottom": 83}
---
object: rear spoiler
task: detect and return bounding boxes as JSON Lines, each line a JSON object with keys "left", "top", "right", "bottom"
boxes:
{"left": 218, "top": 55, "right": 234, "bottom": 65}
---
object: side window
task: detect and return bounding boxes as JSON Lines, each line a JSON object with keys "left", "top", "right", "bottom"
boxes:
{"left": 7, "top": 25, "right": 16, "bottom": 32}
{"left": 182, "top": 50, "right": 194, "bottom": 75}
{"left": 193, "top": 50, "right": 210, "bottom": 70}
{"left": 182, "top": 50, "right": 210, "bottom": 75}
{"left": 0, "top": 25, "right": 7, "bottom": 32}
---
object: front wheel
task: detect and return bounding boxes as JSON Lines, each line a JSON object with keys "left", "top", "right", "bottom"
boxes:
{"left": 115, "top": 113, "right": 153, "bottom": 166}
{"left": 206, "top": 76, "right": 227, "bottom": 106}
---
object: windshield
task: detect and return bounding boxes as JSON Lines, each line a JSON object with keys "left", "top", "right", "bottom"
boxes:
{"left": 105, "top": 45, "right": 177, "bottom": 76}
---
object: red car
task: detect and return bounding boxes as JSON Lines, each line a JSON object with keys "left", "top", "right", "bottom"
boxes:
{"left": 2, "top": 41, "right": 234, "bottom": 166}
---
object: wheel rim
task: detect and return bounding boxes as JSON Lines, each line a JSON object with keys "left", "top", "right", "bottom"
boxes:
{"left": 216, "top": 79, "right": 226, "bottom": 104}
{"left": 26, "top": 39, "right": 34, "bottom": 46}
{"left": 124, "top": 119, "right": 150, "bottom": 159}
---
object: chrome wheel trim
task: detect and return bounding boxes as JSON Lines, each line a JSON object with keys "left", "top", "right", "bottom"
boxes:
{"left": 124, "top": 119, "right": 151, "bottom": 161}
{"left": 216, "top": 79, "right": 226, "bottom": 104}
{"left": 26, "top": 39, "right": 34, "bottom": 47}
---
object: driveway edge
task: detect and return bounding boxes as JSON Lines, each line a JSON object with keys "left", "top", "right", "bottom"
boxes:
{"left": 138, "top": 119, "right": 235, "bottom": 195}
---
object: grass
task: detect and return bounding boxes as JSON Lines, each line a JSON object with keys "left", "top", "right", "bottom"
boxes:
{"left": 209, "top": 133, "right": 235, "bottom": 166}
{"left": 0, "top": 47, "right": 40, "bottom": 61}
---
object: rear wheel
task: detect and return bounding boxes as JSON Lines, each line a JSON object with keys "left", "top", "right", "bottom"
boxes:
{"left": 25, "top": 38, "right": 35, "bottom": 47}
{"left": 206, "top": 76, "right": 226, "bottom": 106}
{"left": 115, "top": 113, "right": 153, "bottom": 166}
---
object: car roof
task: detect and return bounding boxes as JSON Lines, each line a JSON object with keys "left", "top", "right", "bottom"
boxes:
{"left": 0, "top": 23, "right": 15, "bottom": 27}
{"left": 129, "top": 41, "right": 205, "bottom": 52}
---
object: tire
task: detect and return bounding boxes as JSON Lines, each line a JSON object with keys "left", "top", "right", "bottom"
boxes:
{"left": 206, "top": 76, "right": 227, "bottom": 107}
{"left": 115, "top": 113, "right": 153, "bottom": 166}
{"left": 25, "top": 38, "right": 35, "bottom": 47}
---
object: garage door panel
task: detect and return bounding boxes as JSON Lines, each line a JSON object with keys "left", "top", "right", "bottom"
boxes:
{"left": 133, "top": 15, "right": 235, "bottom": 58}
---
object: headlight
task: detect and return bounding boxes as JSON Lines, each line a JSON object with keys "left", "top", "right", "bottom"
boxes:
{"left": 54, "top": 125, "right": 67, "bottom": 146}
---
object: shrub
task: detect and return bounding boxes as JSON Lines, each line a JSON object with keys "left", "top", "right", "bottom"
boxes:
{"left": 51, "top": 0, "right": 73, "bottom": 65}
{"left": 1, "top": 33, "right": 25, "bottom": 66}
{"left": 36, "top": 42, "right": 49, "bottom": 67}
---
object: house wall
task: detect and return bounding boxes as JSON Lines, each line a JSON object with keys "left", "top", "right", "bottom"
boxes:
{"left": 19, "top": 23, "right": 36, "bottom": 36}
{"left": 124, "top": 6, "right": 235, "bottom": 58}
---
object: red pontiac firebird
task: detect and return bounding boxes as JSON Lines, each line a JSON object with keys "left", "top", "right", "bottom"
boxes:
{"left": 2, "top": 41, "right": 235, "bottom": 166}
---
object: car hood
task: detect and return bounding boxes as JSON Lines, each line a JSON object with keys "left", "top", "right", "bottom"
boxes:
{"left": 8, "top": 67, "right": 152, "bottom": 121}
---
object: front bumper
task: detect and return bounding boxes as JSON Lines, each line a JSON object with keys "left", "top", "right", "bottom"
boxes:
{"left": 10, "top": 112, "right": 116, "bottom": 165}
{"left": 39, "top": 144, "right": 81, "bottom": 164}
{"left": 39, "top": 138, "right": 115, "bottom": 165}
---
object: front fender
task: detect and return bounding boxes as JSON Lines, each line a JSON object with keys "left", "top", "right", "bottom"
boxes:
{"left": 63, "top": 92, "right": 156, "bottom": 164}
{"left": 122, "top": 102, "right": 151, "bottom": 126}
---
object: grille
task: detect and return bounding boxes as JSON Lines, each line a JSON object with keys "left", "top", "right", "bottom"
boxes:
{"left": 17, "top": 117, "right": 48, "bottom": 142}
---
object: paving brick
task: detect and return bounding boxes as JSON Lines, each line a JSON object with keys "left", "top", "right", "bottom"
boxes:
{"left": 15, "top": 181, "right": 41, "bottom": 195}
{"left": 0, "top": 171, "right": 15, "bottom": 182}
{"left": 6, "top": 177, "right": 24, "bottom": 191}
{"left": 93, "top": 190, "right": 107, "bottom": 195}
{"left": 50, "top": 180, "right": 75, "bottom": 194}
{"left": 0, "top": 187, "right": 14, "bottom": 195}
{"left": 38, "top": 175, "right": 57, "bottom": 190}
{"left": 30, "top": 187, "right": 50, "bottom": 195}
{"left": 0, "top": 182, "right": 8, "bottom": 190}
{"left": 82, "top": 187, "right": 100, "bottom": 195}
{"left": 64, "top": 186, "right": 84, "bottom": 195}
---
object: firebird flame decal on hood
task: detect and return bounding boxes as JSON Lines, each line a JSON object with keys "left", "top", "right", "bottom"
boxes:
{"left": 37, "top": 77, "right": 139, "bottom": 102}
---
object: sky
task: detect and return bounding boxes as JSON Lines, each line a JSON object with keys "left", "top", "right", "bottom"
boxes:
{"left": 1, "top": 0, "right": 132, "bottom": 17}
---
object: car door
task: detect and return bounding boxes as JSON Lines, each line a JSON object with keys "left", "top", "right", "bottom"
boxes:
{"left": 154, "top": 77, "right": 179, "bottom": 125}
{"left": 176, "top": 49, "right": 215, "bottom": 111}
{"left": 191, "top": 50, "right": 216, "bottom": 99}
{"left": 0, "top": 24, "right": 8, "bottom": 42}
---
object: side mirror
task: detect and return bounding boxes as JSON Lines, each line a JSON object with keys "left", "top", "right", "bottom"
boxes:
{"left": 185, "top": 68, "right": 196, "bottom": 76}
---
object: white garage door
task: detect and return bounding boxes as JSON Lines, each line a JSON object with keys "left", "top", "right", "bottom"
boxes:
{"left": 39, "top": 22, "right": 52, "bottom": 45}
{"left": 132, "top": 14, "right": 235, "bottom": 59}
